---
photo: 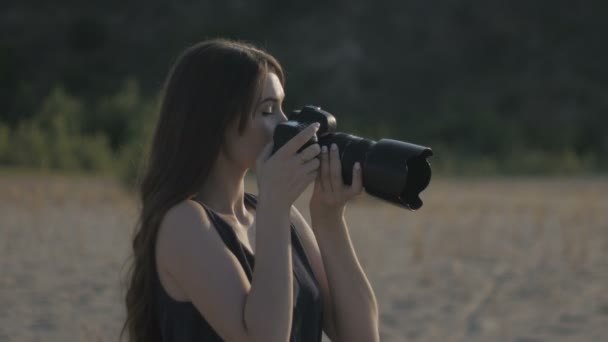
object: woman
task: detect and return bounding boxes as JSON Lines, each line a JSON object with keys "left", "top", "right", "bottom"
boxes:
{"left": 121, "top": 39, "right": 379, "bottom": 342}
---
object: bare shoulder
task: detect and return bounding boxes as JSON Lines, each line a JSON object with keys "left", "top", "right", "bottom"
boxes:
{"left": 155, "top": 199, "right": 252, "bottom": 340}
{"left": 159, "top": 199, "right": 212, "bottom": 233}
{"left": 156, "top": 200, "right": 212, "bottom": 270}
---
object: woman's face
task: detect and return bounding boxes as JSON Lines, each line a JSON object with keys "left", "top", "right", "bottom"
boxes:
{"left": 222, "top": 72, "right": 288, "bottom": 170}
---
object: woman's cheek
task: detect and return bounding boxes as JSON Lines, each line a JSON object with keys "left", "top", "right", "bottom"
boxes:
{"left": 265, "top": 121, "right": 276, "bottom": 143}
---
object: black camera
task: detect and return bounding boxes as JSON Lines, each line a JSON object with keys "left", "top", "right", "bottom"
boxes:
{"left": 271, "top": 105, "right": 433, "bottom": 210}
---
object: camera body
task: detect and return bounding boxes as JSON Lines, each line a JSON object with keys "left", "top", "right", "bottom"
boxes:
{"left": 271, "top": 105, "right": 433, "bottom": 210}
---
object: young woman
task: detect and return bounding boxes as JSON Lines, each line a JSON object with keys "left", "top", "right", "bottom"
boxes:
{"left": 121, "top": 39, "right": 379, "bottom": 342}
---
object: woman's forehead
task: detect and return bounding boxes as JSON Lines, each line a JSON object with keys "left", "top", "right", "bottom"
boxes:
{"left": 261, "top": 72, "right": 284, "bottom": 99}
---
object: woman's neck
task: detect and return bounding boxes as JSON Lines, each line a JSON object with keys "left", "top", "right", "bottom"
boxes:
{"left": 195, "top": 154, "right": 253, "bottom": 226}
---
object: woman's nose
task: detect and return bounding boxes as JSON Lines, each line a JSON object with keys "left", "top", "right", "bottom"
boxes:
{"left": 279, "top": 110, "right": 288, "bottom": 122}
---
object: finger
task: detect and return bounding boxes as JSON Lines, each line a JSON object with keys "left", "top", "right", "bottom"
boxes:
{"left": 301, "top": 157, "right": 320, "bottom": 174}
{"left": 297, "top": 143, "right": 321, "bottom": 163}
{"left": 275, "top": 123, "right": 320, "bottom": 158}
{"left": 320, "top": 145, "right": 330, "bottom": 192}
{"left": 349, "top": 161, "right": 363, "bottom": 195}
{"left": 329, "top": 143, "right": 342, "bottom": 191}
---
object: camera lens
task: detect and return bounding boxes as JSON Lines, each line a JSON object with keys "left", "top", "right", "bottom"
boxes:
{"left": 318, "top": 134, "right": 432, "bottom": 210}
{"left": 273, "top": 105, "right": 433, "bottom": 210}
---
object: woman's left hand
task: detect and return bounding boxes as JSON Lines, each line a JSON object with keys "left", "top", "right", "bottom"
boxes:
{"left": 309, "top": 143, "right": 364, "bottom": 220}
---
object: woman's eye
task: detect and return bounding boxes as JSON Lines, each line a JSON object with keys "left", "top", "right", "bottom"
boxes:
{"left": 261, "top": 107, "right": 274, "bottom": 115}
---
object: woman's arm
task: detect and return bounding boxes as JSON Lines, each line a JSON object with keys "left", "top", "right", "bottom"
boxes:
{"left": 244, "top": 198, "right": 294, "bottom": 341}
{"left": 303, "top": 142, "right": 380, "bottom": 341}
{"left": 311, "top": 212, "right": 380, "bottom": 342}
{"left": 290, "top": 206, "right": 379, "bottom": 342}
{"left": 312, "top": 217, "right": 380, "bottom": 341}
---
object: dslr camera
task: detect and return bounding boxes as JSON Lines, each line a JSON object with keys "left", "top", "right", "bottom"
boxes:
{"left": 271, "top": 105, "right": 433, "bottom": 210}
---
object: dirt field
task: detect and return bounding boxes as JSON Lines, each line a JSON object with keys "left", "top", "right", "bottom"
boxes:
{"left": 1, "top": 173, "right": 607, "bottom": 341}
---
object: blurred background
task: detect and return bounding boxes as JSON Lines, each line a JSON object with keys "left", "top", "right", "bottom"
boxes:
{"left": 1, "top": 1, "right": 607, "bottom": 341}
{"left": 2, "top": 0, "right": 608, "bottom": 178}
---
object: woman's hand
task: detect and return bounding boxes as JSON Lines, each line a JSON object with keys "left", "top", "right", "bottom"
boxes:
{"left": 309, "top": 143, "right": 364, "bottom": 221}
{"left": 255, "top": 123, "right": 321, "bottom": 212}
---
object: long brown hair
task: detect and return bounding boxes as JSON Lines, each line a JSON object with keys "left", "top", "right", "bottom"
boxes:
{"left": 120, "top": 39, "right": 284, "bottom": 342}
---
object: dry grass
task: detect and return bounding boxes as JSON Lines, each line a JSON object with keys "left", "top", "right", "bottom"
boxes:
{"left": 1, "top": 173, "right": 607, "bottom": 341}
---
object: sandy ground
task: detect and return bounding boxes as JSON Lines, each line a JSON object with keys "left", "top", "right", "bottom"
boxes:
{"left": 1, "top": 173, "right": 607, "bottom": 341}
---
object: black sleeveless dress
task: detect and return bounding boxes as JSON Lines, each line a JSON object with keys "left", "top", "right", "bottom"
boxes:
{"left": 154, "top": 192, "right": 324, "bottom": 341}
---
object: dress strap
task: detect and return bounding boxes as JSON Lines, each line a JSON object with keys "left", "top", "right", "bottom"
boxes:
{"left": 195, "top": 200, "right": 236, "bottom": 247}
{"left": 193, "top": 197, "right": 255, "bottom": 279}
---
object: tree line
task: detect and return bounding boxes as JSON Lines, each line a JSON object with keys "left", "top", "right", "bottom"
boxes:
{"left": 1, "top": 0, "right": 606, "bottom": 181}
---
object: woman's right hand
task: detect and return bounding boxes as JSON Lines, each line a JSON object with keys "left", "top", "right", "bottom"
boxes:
{"left": 255, "top": 123, "right": 321, "bottom": 211}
